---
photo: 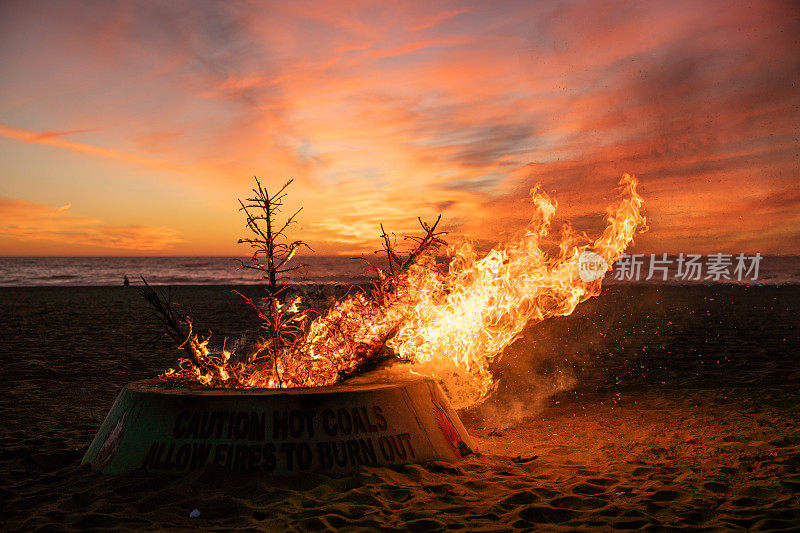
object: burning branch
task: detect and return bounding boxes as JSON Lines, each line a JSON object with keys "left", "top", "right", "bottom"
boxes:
{"left": 362, "top": 215, "right": 447, "bottom": 303}
{"left": 144, "top": 176, "right": 314, "bottom": 389}
{"left": 235, "top": 177, "right": 311, "bottom": 386}
{"left": 139, "top": 277, "right": 210, "bottom": 375}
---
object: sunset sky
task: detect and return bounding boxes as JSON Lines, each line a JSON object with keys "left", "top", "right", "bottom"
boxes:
{"left": 0, "top": 0, "right": 798, "bottom": 256}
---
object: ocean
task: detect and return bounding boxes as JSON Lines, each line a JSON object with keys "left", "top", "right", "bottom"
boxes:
{"left": 0, "top": 256, "right": 379, "bottom": 287}
{"left": 0, "top": 254, "right": 798, "bottom": 286}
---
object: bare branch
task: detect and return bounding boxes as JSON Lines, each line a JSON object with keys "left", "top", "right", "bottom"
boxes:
{"left": 138, "top": 276, "right": 209, "bottom": 372}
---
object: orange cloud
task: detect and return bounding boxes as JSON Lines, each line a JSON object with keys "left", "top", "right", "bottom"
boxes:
{"left": 0, "top": 196, "right": 184, "bottom": 252}
{"left": 0, "top": 123, "right": 188, "bottom": 174}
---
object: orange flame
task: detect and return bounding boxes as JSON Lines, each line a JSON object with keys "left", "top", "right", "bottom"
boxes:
{"left": 161, "top": 175, "right": 646, "bottom": 409}
{"left": 387, "top": 174, "right": 646, "bottom": 407}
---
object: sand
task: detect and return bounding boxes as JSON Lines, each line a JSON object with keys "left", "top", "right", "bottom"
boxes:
{"left": 2, "top": 284, "right": 799, "bottom": 531}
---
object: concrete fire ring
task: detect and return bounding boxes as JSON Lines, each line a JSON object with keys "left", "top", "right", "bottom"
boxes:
{"left": 82, "top": 377, "right": 475, "bottom": 475}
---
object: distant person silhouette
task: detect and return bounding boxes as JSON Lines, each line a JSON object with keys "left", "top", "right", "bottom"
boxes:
{"left": 123, "top": 275, "right": 130, "bottom": 286}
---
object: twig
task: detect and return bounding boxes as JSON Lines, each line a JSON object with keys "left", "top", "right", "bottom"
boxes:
{"left": 139, "top": 276, "right": 208, "bottom": 372}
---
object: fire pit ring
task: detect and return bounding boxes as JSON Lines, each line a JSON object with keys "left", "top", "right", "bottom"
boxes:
{"left": 83, "top": 377, "right": 474, "bottom": 475}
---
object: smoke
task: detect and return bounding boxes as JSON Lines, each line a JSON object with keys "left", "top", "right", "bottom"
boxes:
{"left": 465, "top": 294, "right": 621, "bottom": 428}
{"left": 474, "top": 372, "right": 577, "bottom": 429}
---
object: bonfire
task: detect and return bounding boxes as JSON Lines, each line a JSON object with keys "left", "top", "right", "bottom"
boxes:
{"left": 143, "top": 175, "right": 647, "bottom": 409}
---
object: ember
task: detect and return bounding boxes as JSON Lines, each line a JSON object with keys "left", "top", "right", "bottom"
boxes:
{"left": 155, "top": 175, "right": 646, "bottom": 409}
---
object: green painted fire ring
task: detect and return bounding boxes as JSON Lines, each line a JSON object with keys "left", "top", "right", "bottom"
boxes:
{"left": 83, "top": 377, "right": 475, "bottom": 475}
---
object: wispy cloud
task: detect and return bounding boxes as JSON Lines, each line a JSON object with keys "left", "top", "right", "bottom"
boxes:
{"left": 0, "top": 123, "right": 189, "bottom": 174}
{"left": 0, "top": 196, "right": 184, "bottom": 251}
{"left": 410, "top": 8, "right": 468, "bottom": 32}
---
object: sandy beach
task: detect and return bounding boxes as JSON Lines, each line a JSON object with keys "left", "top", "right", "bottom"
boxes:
{"left": 2, "top": 284, "right": 799, "bottom": 531}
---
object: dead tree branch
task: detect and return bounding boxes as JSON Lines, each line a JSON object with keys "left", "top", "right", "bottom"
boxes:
{"left": 236, "top": 176, "right": 311, "bottom": 293}
{"left": 234, "top": 176, "right": 312, "bottom": 386}
{"left": 360, "top": 215, "right": 447, "bottom": 301}
{"left": 139, "top": 276, "right": 210, "bottom": 373}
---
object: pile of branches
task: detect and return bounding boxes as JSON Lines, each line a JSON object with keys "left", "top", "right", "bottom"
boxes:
{"left": 142, "top": 176, "right": 446, "bottom": 388}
